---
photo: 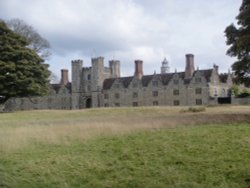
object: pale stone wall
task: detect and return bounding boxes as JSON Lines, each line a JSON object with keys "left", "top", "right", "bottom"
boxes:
{"left": 3, "top": 85, "right": 72, "bottom": 111}
{"left": 232, "top": 97, "right": 250, "bottom": 105}
{"left": 3, "top": 94, "right": 71, "bottom": 111}
{"left": 101, "top": 70, "right": 222, "bottom": 107}
{"left": 102, "top": 83, "right": 212, "bottom": 107}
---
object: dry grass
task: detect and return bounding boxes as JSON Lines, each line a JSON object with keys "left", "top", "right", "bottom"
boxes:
{"left": 0, "top": 106, "right": 250, "bottom": 153}
{"left": 0, "top": 106, "right": 250, "bottom": 187}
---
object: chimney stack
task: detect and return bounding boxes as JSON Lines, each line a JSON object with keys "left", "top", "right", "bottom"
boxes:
{"left": 185, "top": 54, "right": 195, "bottom": 79}
{"left": 60, "top": 69, "right": 69, "bottom": 85}
{"left": 134, "top": 60, "right": 143, "bottom": 79}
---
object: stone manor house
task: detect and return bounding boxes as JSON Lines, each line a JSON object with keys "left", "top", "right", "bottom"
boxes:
{"left": 3, "top": 54, "right": 234, "bottom": 111}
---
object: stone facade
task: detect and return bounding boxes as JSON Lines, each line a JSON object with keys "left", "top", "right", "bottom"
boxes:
{"left": 3, "top": 54, "right": 234, "bottom": 111}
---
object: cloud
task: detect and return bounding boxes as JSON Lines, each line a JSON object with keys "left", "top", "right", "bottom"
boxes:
{"left": 0, "top": 0, "right": 242, "bottom": 77}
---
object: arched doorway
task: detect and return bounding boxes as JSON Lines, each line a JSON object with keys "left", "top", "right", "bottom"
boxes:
{"left": 86, "top": 98, "right": 92, "bottom": 108}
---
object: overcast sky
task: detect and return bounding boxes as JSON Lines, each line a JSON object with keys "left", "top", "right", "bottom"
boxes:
{"left": 0, "top": 0, "right": 241, "bottom": 80}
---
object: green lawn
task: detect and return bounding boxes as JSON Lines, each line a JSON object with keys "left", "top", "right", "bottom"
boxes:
{"left": 0, "top": 107, "right": 250, "bottom": 187}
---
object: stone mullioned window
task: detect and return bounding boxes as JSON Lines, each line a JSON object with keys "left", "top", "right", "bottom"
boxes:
{"left": 152, "top": 91, "right": 158, "bottom": 97}
{"left": 195, "top": 88, "right": 202, "bottom": 94}
{"left": 173, "top": 89, "right": 179, "bottom": 95}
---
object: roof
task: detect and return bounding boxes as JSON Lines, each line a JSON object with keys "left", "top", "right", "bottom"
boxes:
{"left": 219, "top": 73, "right": 229, "bottom": 83}
{"left": 51, "top": 82, "right": 72, "bottom": 93}
{"left": 103, "top": 69, "right": 213, "bottom": 90}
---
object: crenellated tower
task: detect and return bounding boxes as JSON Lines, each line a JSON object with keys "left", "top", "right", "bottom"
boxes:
{"left": 71, "top": 59, "right": 83, "bottom": 109}
{"left": 109, "top": 60, "right": 120, "bottom": 78}
{"left": 91, "top": 57, "right": 105, "bottom": 107}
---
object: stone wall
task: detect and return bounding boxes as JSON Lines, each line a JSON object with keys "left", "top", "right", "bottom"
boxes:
{"left": 3, "top": 93, "right": 71, "bottom": 112}
{"left": 102, "top": 77, "right": 214, "bottom": 107}
{"left": 231, "top": 97, "right": 250, "bottom": 105}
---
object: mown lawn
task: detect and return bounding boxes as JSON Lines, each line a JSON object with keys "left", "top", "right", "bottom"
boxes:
{"left": 0, "top": 107, "right": 250, "bottom": 187}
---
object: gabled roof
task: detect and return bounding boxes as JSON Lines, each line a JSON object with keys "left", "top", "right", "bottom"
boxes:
{"left": 219, "top": 73, "right": 229, "bottom": 83}
{"left": 141, "top": 75, "right": 156, "bottom": 86}
{"left": 51, "top": 83, "right": 72, "bottom": 93}
{"left": 201, "top": 69, "right": 213, "bottom": 82}
{"left": 119, "top": 76, "right": 134, "bottom": 88}
{"left": 103, "top": 69, "right": 214, "bottom": 90}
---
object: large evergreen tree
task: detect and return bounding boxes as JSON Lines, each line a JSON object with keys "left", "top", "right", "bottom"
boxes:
{"left": 0, "top": 20, "right": 50, "bottom": 101}
{"left": 225, "top": 0, "right": 250, "bottom": 86}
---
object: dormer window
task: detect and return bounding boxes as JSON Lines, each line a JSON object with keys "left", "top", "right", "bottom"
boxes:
{"left": 174, "top": 80, "right": 179, "bottom": 85}
{"left": 195, "top": 88, "right": 202, "bottom": 94}
{"left": 114, "top": 84, "right": 120, "bottom": 89}
{"left": 133, "top": 92, "right": 138, "bottom": 98}
{"left": 152, "top": 81, "right": 158, "bottom": 87}
{"left": 195, "top": 77, "right": 201, "bottom": 83}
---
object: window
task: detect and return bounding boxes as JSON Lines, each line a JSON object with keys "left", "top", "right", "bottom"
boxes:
{"left": 133, "top": 102, "right": 138, "bottom": 107}
{"left": 115, "top": 93, "right": 120, "bottom": 99}
{"left": 214, "top": 89, "right": 218, "bottom": 97}
{"left": 87, "top": 74, "right": 91, "bottom": 80}
{"left": 174, "top": 80, "right": 179, "bottom": 85}
{"left": 133, "top": 92, "right": 138, "bottom": 98}
{"left": 195, "top": 77, "right": 201, "bottom": 83}
{"left": 115, "top": 103, "right": 120, "bottom": 107}
{"left": 153, "top": 101, "right": 158, "bottom": 106}
{"left": 222, "top": 88, "right": 226, "bottom": 96}
{"left": 173, "top": 100, "right": 180, "bottom": 106}
{"left": 153, "top": 91, "right": 158, "bottom": 97}
{"left": 104, "top": 94, "right": 109, "bottom": 99}
{"left": 114, "top": 84, "right": 119, "bottom": 89}
{"left": 173, "top": 89, "right": 179, "bottom": 95}
{"left": 87, "top": 85, "right": 91, "bottom": 91}
{"left": 196, "top": 99, "right": 202, "bottom": 105}
{"left": 152, "top": 81, "right": 158, "bottom": 87}
{"left": 195, "top": 88, "right": 202, "bottom": 94}
{"left": 133, "top": 83, "right": 138, "bottom": 88}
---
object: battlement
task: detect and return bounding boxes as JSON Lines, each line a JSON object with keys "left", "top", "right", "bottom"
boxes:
{"left": 72, "top": 59, "right": 83, "bottom": 64}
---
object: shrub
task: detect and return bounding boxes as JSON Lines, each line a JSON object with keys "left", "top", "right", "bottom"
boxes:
{"left": 180, "top": 106, "right": 206, "bottom": 113}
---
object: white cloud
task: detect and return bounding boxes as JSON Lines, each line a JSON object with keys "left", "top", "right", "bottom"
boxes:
{"left": 0, "top": 0, "right": 242, "bottom": 78}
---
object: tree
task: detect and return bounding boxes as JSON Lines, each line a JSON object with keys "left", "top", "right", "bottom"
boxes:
{"left": 7, "top": 18, "right": 51, "bottom": 60}
{"left": 225, "top": 0, "right": 250, "bottom": 86}
{"left": 49, "top": 72, "right": 59, "bottom": 84}
{"left": 0, "top": 20, "right": 50, "bottom": 101}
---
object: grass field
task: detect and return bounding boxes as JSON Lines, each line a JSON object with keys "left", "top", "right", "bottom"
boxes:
{"left": 0, "top": 106, "right": 250, "bottom": 187}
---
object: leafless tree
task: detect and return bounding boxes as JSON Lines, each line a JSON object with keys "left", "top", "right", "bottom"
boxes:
{"left": 7, "top": 18, "right": 51, "bottom": 60}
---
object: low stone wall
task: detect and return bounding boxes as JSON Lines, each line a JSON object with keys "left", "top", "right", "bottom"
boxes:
{"left": 231, "top": 97, "right": 250, "bottom": 105}
{"left": 0, "top": 104, "right": 4, "bottom": 112}
{"left": 3, "top": 94, "right": 71, "bottom": 112}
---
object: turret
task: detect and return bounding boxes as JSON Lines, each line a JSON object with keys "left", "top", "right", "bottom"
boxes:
{"left": 71, "top": 60, "right": 83, "bottom": 93}
{"left": 109, "top": 60, "right": 120, "bottom": 78}
{"left": 91, "top": 57, "right": 104, "bottom": 107}
{"left": 71, "top": 59, "right": 83, "bottom": 109}
{"left": 161, "top": 57, "right": 170, "bottom": 74}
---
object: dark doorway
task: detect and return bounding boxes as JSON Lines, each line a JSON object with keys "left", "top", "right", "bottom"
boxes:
{"left": 218, "top": 97, "right": 231, "bottom": 104}
{"left": 86, "top": 98, "right": 92, "bottom": 108}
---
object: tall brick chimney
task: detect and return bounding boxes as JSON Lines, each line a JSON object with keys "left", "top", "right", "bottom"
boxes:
{"left": 60, "top": 69, "right": 69, "bottom": 85}
{"left": 185, "top": 54, "right": 195, "bottom": 79}
{"left": 134, "top": 60, "right": 143, "bottom": 79}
